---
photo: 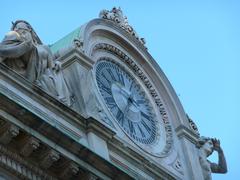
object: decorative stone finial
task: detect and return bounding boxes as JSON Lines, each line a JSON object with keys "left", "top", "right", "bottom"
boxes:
{"left": 99, "top": 7, "right": 147, "bottom": 48}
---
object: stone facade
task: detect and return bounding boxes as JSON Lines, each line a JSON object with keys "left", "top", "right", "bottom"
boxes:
{"left": 0, "top": 8, "right": 226, "bottom": 180}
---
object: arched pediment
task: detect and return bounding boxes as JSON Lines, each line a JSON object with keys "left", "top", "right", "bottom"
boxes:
{"left": 81, "top": 17, "right": 188, "bottom": 130}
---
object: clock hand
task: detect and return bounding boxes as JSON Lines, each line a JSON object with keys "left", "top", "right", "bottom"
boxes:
{"left": 129, "top": 81, "right": 133, "bottom": 91}
{"left": 123, "top": 96, "right": 131, "bottom": 116}
{"left": 119, "top": 87, "right": 131, "bottom": 99}
{"left": 127, "top": 94, "right": 139, "bottom": 108}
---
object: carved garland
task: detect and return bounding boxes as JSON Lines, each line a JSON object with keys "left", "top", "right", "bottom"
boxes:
{"left": 92, "top": 43, "right": 173, "bottom": 156}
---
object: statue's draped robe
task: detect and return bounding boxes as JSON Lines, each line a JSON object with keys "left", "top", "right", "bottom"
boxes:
{"left": 0, "top": 32, "right": 72, "bottom": 106}
{"left": 52, "top": 68, "right": 72, "bottom": 106}
{"left": 0, "top": 32, "right": 47, "bottom": 83}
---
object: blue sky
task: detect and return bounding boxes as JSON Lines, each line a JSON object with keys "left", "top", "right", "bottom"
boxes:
{"left": 0, "top": 1, "right": 239, "bottom": 179}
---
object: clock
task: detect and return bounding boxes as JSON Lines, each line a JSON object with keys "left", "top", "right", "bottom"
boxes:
{"left": 95, "top": 59, "right": 159, "bottom": 146}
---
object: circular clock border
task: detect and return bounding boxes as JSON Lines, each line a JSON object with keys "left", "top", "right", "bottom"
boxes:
{"left": 95, "top": 59, "right": 160, "bottom": 145}
{"left": 93, "top": 52, "right": 173, "bottom": 157}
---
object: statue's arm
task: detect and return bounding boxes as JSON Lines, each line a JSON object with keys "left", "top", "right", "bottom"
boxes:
{"left": 48, "top": 53, "right": 54, "bottom": 69}
{"left": 210, "top": 139, "right": 227, "bottom": 173}
{"left": 44, "top": 45, "right": 54, "bottom": 69}
{"left": 0, "top": 35, "right": 33, "bottom": 58}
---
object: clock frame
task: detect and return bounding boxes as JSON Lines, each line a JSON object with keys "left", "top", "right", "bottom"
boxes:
{"left": 92, "top": 53, "right": 173, "bottom": 157}
{"left": 95, "top": 60, "right": 158, "bottom": 145}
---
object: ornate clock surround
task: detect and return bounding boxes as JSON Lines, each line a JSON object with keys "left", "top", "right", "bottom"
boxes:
{"left": 92, "top": 43, "right": 173, "bottom": 157}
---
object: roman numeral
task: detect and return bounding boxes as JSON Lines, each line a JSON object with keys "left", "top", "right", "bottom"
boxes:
{"left": 106, "top": 68, "right": 117, "bottom": 81}
{"left": 129, "top": 82, "right": 133, "bottom": 91}
{"left": 116, "top": 109, "right": 124, "bottom": 125}
{"left": 134, "top": 84, "right": 140, "bottom": 91}
{"left": 101, "top": 72, "right": 111, "bottom": 84}
{"left": 117, "top": 71, "right": 125, "bottom": 85}
{"left": 128, "top": 120, "right": 135, "bottom": 135}
{"left": 105, "top": 97, "right": 115, "bottom": 109}
{"left": 141, "top": 111, "right": 151, "bottom": 121}
{"left": 137, "top": 124, "right": 145, "bottom": 138}
{"left": 137, "top": 99, "right": 145, "bottom": 104}
{"left": 105, "top": 96, "right": 115, "bottom": 103}
{"left": 141, "top": 120, "right": 151, "bottom": 134}
{"left": 99, "top": 82, "right": 112, "bottom": 95}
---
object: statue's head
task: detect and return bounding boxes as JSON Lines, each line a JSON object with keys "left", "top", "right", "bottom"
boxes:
{"left": 53, "top": 61, "right": 62, "bottom": 72}
{"left": 11, "top": 20, "right": 42, "bottom": 45}
{"left": 198, "top": 136, "right": 214, "bottom": 156}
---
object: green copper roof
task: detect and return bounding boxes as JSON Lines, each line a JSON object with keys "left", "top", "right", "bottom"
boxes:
{"left": 50, "top": 26, "right": 82, "bottom": 53}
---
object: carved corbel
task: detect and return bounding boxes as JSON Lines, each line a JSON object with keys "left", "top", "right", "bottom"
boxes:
{"left": 0, "top": 124, "right": 19, "bottom": 145}
{"left": 40, "top": 149, "right": 60, "bottom": 169}
{"left": 59, "top": 161, "right": 79, "bottom": 179}
{"left": 20, "top": 136, "right": 40, "bottom": 157}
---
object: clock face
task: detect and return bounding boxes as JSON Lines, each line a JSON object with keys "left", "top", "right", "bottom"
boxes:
{"left": 95, "top": 60, "right": 157, "bottom": 145}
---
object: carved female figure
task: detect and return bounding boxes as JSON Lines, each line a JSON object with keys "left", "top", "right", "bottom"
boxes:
{"left": 198, "top": 137, "right": 227, "bottom": 180}
{"left": 0, "top": 20, "right": 53, "bottom": 83}
{"left": 0, "top": 20, "right": 72, "bottom": 106}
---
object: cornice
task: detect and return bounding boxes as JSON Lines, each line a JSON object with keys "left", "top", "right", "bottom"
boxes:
{"left": 84, "top": 18, "right": 149, "bottom": 56}
{"left": 0, "top": 64, "right": 136, "bottom": 179}
{"left": 0, "top": 63, "right": 86, "bottom": 141}
{"left": 55, "top": 47, "right": 95, "bottom": 70}
{"left": 108, "top": 137, "right": 178, "bottom": 180}
{"left": 0, "top": 144, "right": 56, "bottom": 180}
{"left": 86, "top": 117, "right": 116, "bottom": 141}
{"left": 175, "top": 124, "right": 199, "bottom": 144}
